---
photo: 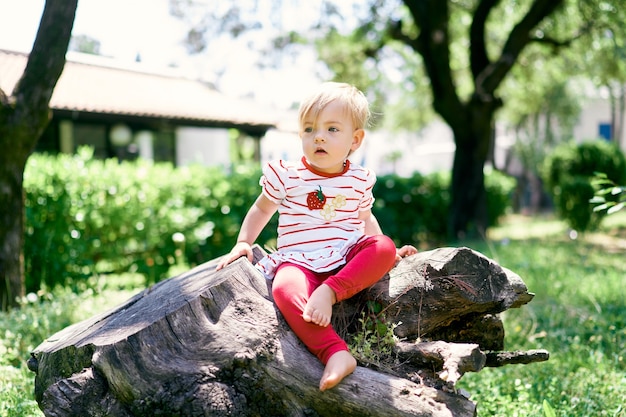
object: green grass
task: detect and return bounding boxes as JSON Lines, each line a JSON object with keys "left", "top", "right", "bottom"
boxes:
{"left": 459, "top": 211, "right": 626, "bottom": 417}
{"left": 1, "top": 213, "right": 625, "bottom": 416}
{"left": 0, "top": 274, "right": 142, "bottom": 417}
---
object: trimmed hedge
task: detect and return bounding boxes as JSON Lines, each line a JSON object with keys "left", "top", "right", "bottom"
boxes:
{"left": 24, "top": 149, "right": 515, "bottom": 290}
{"left": 373, "top": 169, "right": 516, "bottom": 244}
{"left": 542, "top": 140, "right": 626, "bottom": 232}
{"left": 24, "top": 148, "right": 275, "bottom": 292}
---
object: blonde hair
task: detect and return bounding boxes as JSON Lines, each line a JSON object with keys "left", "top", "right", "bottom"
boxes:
{"left": 298, "top": 82, "right": 370, "bottom": 130}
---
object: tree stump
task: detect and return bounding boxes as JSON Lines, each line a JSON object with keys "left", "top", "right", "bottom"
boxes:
{"left": 28, "top": 246, "right": 548, "bottom": 416}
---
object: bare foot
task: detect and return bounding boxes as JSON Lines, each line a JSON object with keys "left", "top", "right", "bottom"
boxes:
{"left": 319, "top": 350, "right": 357, "bottom": 391}
{"left": 303, "top": 284, "right": 336, "bottom": 327}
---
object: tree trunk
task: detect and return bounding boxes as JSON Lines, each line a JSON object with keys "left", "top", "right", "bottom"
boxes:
{"left": 28, "top": 246, "right": 548, "bottom": 417}
{"left": 0, "top": 156, "right": 27, "bottom": 310}
{"left": 447, "top": 98, "right": 499, "bottom": 240}
{"left": 448, "top": 133, "right": 489, "bottom": 240}
{"left": 0, "top": 0, "right": 77, "bottom": 310}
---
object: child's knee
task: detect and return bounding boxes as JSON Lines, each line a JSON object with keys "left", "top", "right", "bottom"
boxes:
{"left": 271, "top": 273, "right": 304, "bottom": 312}
{"left": 271, "top": 280, "right": 288, "bottom": 306}
{"left": 375, "top": 234, "right": 398, "bottom": 262}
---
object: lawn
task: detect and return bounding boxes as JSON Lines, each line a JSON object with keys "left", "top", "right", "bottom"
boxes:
{"left": 1, "top": 212, "right": 625, "bottom": 417}
{"left": 460, "top": 212, "right": 626, "bottom": 417}
{"left": 0, "top": 276, "right": 143, "bottom": 417}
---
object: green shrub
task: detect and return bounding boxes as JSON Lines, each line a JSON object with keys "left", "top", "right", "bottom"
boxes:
{"left": 373, "top": 171, "right": 449, "bottom": 245}
{"left": 558, "top": 176, "right": 598, "bottom": 231}
{"left": 542, "top": 140, "right": 626, "bottom": 232}
{"left": 24, "top": 148, "right": 275, "bottom": 291}
{"left": 485, "top": 167, "right": 517, "bottom": 227}
{"left": 374, "top": 169, "right": 515, "bottom": 245}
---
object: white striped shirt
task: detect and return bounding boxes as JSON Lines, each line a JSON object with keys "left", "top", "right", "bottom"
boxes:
{"left": 256, "top": 156, "right": 376, "bottom": 279}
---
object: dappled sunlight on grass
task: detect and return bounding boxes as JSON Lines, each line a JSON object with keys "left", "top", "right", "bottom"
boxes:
{"left": 0, "top": 274, "right": 145, "bottom": 417}
{"left": 458, "top": 211, "right": 626, "bottom": 416}
{"left": 487, "top": 213, "right": 569, "bottom": 241}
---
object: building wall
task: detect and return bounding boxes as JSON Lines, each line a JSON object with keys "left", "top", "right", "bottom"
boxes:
{"left": 175, "top": 127, "right": 230, "bottom": 168}
{"left": 572, "top": 96, "right": 626, "bottom": 150}
{"left": 261, "top": 121, "right": 456, "bottom": 177}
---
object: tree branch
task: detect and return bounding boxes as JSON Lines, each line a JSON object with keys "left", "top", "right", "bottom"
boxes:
{"left": 528, "top": 22, "right": 592, "bottom": 50}
{"left": 387, "top": 19, "right": 420, "bottom": 54}
{"left": 402, "top": 0, "right": 465, "bottom": 124}
{"left": 469, "top": 0, "right": 501, "bottom": 82}
{"left": 477, "top": 0, "right": 565, "bottom": 94}
{"left": 485, "top": 349, "right": 550, "bottom": 367}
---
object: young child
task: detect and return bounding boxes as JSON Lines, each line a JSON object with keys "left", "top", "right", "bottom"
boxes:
{"left": 216, "top": 82, "right": 417, "bottom": 391}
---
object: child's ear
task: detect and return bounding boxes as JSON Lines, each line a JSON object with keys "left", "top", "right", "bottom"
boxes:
{"left": 351, "top": 128, "right": 365, "bottom": 151}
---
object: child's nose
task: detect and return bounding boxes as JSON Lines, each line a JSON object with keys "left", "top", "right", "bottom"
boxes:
{"left": 314, "top": 133, "right": 325, "bottom": 143}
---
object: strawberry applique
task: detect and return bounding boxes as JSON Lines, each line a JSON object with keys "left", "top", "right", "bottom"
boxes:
{"left": 306, "top": 186, "right": 326, "bottom": 210}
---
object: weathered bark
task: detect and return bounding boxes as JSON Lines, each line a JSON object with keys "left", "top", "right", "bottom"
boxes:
{"left": 338, "top": 246, "right": 533, "bottom": 351}
{"left": 29, "top": 246, "right": 548, "bottom": 416}
{"left": 0, "top": 0, "right": 78, "bottom": 310}
{"left": 485, "top": 350, "right": 551, "bottom": 368}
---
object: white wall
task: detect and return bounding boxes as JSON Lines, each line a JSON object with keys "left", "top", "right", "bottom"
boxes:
{"left": 261, "top": 121, "right": 457, "bottom": 177}
{"left": 572, "top": 95, "right": 626, "bottom": 150}
{"left": 176, "top": 127, "right": 230, "bottom": 167}
{"left": 364, "top": 123, "right": 455, "bottom": 176}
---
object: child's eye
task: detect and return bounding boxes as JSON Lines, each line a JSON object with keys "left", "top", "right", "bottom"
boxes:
{"left": 328, "top": 127, "right": 339, "bottom": 132}
{"left": 303, "top": 127, "right": 313, "bottom": 133}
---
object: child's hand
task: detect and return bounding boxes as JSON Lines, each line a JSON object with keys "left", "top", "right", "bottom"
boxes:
{"left": 216, "top": 242, "right": 253, "bottom": 270}
{"left": 395, "top": 244, "right": 418, "bottom": 263}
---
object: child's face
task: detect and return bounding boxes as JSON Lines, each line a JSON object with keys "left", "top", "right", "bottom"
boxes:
{"left": 299, "top": 100, "right": 364, "bottom": 174}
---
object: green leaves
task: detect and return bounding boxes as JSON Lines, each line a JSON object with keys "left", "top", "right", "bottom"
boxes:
{"left": 543, "top": 141, "right": 626, "bottom": 231}
{"left": 373, "top": 169, "right": 515, "bottom": 245}
{"left": 591, "top": 172, "right": 626, "bottom": 214}
{"left": 542, "top": 399, "right": 557, "bottom": 417}
{"left": 349, "top": 300, "right": 400, "bottom": 371}
{"left": 23, "top": 150, "right": 270, "bottom": 290}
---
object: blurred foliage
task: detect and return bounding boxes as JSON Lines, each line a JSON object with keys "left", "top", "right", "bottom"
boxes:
{"left": 24, "top": 148, "right": 276, "bottom": 291}
{"left": 374, "top": 169, "right": 516, "bottom": 245}
{"left": 373, "top": 171, "right": 450, "bottom": 245}
{"left": 23, "top": 149, "right": 515, "bottom": 291}
{"left": 542, "top": 140, "right": 626, "bottom": 231}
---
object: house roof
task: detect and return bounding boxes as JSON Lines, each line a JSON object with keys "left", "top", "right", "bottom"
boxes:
{"left": 0, "top": 49, "right": 278, "bottom": 133}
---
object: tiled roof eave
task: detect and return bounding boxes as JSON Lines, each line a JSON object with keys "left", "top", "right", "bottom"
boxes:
{"left": 51, "top": 108, "right": 274, "bottom": 133}
{"left": 1, "top": 49, "right": 279, "bottom": 131}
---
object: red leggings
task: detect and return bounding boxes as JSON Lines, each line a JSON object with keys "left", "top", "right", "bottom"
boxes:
{"left": 271, "top": 234, "right": 397, "bottom": 364}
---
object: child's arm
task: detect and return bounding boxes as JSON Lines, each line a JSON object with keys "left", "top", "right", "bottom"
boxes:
{"left": 359, "top": 209, "right": 384, "bottom": 236}
{"left": 216, "top": 194, "right": 279, "bottom": 270}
